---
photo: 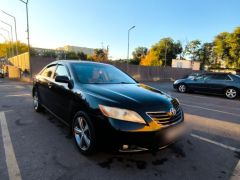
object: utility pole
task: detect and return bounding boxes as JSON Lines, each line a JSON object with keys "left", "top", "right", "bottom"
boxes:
{"left": 1, "top": 10, "right": 18, "bottom": 55}
{"left": 127, "top": 26, "right": 135, "bottom": 62}
{"left": 19, "top": 0, "right": 30, "bottom": 53}
{"left": 19, "top": 0, "right": 32, "bottom": 77}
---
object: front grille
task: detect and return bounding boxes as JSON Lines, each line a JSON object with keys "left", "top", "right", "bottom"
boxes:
{"left": 146, "top": 105, "right": 182, "bottom": 126}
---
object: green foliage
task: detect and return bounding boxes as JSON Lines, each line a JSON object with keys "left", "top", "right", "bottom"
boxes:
{"left": 213, "top": 27, "right": 240, "bottom": 68}
{"left": 92, "top": 48, "right": 108, "bottom": 62}
{"left": 131, "top": 47, "right": 148, "bottom": 65}
{"left": 141, "top": 38, "right": 182, "bottom": 66}
{"left": 0, "top": 41, "right": 28, "bottom": 58}
{"left": 184, "top": 40, "right": 201, "bottom": 60}
{"left": 199, "top": 42, "right": 215, "bottom": 69}
{"left": 66, "top": 51, "right": 79, "bottom": 59}
{"left": 77, "top": 52, "right": 87, "bottom": 60}
{"left": 42, "top": 51, "right": 57, "bottom": 58}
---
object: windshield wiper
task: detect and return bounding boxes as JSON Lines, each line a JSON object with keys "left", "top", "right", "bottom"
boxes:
{"left": 119, "top": 82, "right": 135, "bottom": 84}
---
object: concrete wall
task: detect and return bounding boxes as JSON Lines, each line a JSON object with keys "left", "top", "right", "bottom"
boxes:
{"left": 172, "top": 59, "right": 201, "bottom": 70}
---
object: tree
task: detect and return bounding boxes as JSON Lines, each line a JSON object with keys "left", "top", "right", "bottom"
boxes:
{"left": 199, "top": 42, "right": 215, "bottom": 68}
{"left": 213, "top": 32, "right": 231, "bottom": 66}
{"left": 228, "top": 27, "right": 240, "bottom": 68}
{"left": 131, "top": 47, "right": 148, "bottom": 65}
{"left": 184, "top": 40, "right": 201, "bottom": 60}
{"left": 213, "top": 28, "right": 240, "bottom": 68}
{"left": 66, "top": 51, "right": 78, "bottom": 59}
{"left": 77, "top": 51, "right": 87, "bottom": 60}
{"left": 140, "top": 38, "right": 182, "bottom": 66}
{"left": 0, "top": 41, "right": 28, "bottom": 58}
{"left": 92, "top": 49, "right": 108, "bottom": 62}
{"left": 42, "top": 51, "right": 57, "bottom": 58}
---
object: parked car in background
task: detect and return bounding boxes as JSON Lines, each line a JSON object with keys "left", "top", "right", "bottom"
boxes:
{"left": 173, "top": 73, "right": 240, "bottom": 99}
{"left": 33, "top": 60, "right": 184, "bottom": 155}
{"left": 0, "top": 69, "right": 5, "bottom": 78}
{"left": 182, "top": 73, "right": 202, "bottom": 80}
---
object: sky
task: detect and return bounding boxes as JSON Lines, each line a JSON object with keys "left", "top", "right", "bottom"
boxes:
{"left": 0, "top": 0, "right": 240, "bottom": 59}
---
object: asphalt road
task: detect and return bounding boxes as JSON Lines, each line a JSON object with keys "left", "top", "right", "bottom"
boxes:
{"left": 0, "top": 79, "right": 239, "bottom": 180}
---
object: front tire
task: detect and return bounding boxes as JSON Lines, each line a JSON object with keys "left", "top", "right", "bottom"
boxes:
{"left": 33, "top": 89, "right": 44, "bottom": 112}
{"left": 178, "top": 84, "right": 187, "bottom": 93}
{"left": 225, "top": 88, "right": 238, "bottom": 99}
{"left": 72, "top": 111, "right": 97, "bottom": 155}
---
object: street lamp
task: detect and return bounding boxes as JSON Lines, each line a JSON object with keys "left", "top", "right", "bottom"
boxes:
{"left": 1, "top": 10, "right": 18, "bottom": 55}
{"left": 19, "top": 0, "right": 32, "bottom": 77}
{"left": 0, "top": 20, "right": 14, "bottom": 56}
{"left": 19, "top": 0, "right": 30, "bottom": 53}
{"left": 0, "top": 27, "right": 14, "bottom": 57}
{"left": 0, "top": 33, "right": 10, "bottom": 58}
{"left": 127, "top": 25, "right": 135, "bottom": 62}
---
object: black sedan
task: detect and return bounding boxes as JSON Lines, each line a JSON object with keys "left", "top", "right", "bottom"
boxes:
{"left": 173, "top": 73, "right": 240, "bottom": 99}
{"left": 33, "top": 60, "right": 184, "bottom": 155}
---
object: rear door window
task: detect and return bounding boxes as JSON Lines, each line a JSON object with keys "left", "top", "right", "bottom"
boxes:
{"left": 40, "top": 65, "right": 57, "bottom": 79}
{"left": 209, "top": 74, "right": 231, "bottom": 80}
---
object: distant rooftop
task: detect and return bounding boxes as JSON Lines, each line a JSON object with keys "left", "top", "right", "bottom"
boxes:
{"left": 56, "top": 45, "right": 95, "bottom": 55}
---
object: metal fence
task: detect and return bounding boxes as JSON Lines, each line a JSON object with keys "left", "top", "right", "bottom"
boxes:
{"left": 7, "top": 54, "right": 202, "bottom": 81}
{"left": 110, "top": 62, "right": 201, "bottom": 81}
{"left": 8, "top": 52, "right": 30, "bottom": 71}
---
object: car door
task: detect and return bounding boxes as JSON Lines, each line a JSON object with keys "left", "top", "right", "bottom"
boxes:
{"left": 187, "top": 75, "right": 208, "bottom": 92}
{"left": 51, "top": 64, "right": 72, "bottom": 121}
{"left": 37, "top": 64, "right": 57, "bottom": 110}
{"left": 205, "top": 74, "right": 231, "bottom": 94}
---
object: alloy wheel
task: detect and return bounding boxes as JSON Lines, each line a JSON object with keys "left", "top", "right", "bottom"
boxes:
{"left": 74, "top": 116, "right": 91, "bottom": 151}
{"left": 178, "top": 84, "right": 187, "bottom": 93}
{"left": 33, "top": 91, "right": 39, "bottom": 110}
{"left": 225, "top": 88, "right": 237, "bottom": 99}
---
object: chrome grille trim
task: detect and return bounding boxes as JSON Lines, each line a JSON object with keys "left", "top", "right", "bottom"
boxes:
{"left": 146, "top": 105, "right": 182, "bottom": 126}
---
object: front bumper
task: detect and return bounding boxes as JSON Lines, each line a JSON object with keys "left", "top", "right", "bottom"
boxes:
{"left": 173, "top": 83, "right": 178, "bottom": 89}
{"left": 112, "top": 122, "right": 184, "bottom": 148}
{"left": 95, "top": 114, "right": 184, "bottom": 148}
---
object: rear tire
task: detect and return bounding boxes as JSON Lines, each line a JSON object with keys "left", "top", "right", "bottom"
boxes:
{"left": 178, "top": 84, "right": 187, "bottom": 93}
{"left": 33, "top": 89, "right": 44, "bottom": 112}
{"left": 72, "top": 111, "right": 97, "bottom": 155}
{"left": 225, "top": 88, "right": 238, "bottom": 99}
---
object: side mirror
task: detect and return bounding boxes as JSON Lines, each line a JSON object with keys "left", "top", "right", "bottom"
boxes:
{"left": 55, "top": 75, "right": 74, "bottom": 89}
{"left": 55, "top": 75, "right": 69, "bottom": 83}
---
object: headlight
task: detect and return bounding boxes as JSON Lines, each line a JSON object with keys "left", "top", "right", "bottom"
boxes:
{"left": 175, "top": 98, "right": 180, "bottom": 104}
{"left": 99, "top": 105, "right": 146, "bottom": 124}
{"left": 173, "top": 80, "right": 179, "bottom": 84}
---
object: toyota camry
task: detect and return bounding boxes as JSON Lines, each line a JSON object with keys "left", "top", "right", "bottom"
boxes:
{"left": 32, "top": 60, "right": 184, "bottom": 155}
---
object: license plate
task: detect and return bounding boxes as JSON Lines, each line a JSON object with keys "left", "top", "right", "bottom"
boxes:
{"left": 165, "top": 123, "right": 184, "bottom": 141}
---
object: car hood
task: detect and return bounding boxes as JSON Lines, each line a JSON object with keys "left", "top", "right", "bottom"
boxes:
{"left": 81, "top": 83, "right": 176, "bottom": 110}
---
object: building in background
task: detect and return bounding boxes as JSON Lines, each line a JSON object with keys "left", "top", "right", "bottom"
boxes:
{"left": 33, "top": 47, "right": 63, "bottom": 57}
{"left": 172, "top": 59, "right": 201, "bottom": 70}
{"left": 56, "top": 45, "right": 94, "bottom": 55}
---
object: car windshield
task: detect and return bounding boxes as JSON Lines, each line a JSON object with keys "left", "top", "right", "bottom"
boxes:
{"left": 72, "top": 63, "right": 136, "bottom": 84}
{"left": 233, "top": 74, "right": 240, "bottom": 78}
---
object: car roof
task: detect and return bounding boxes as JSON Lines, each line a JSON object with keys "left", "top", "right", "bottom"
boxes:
{"left": 204, "top": 72, "right": 231, "bottom": 75}
{"left": 51, "top": 60, "right": 111, "bottom": 66}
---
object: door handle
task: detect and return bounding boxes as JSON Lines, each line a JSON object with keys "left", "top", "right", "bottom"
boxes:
{"left": 48, "top": 82, "right": 52, "bottom": 88}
